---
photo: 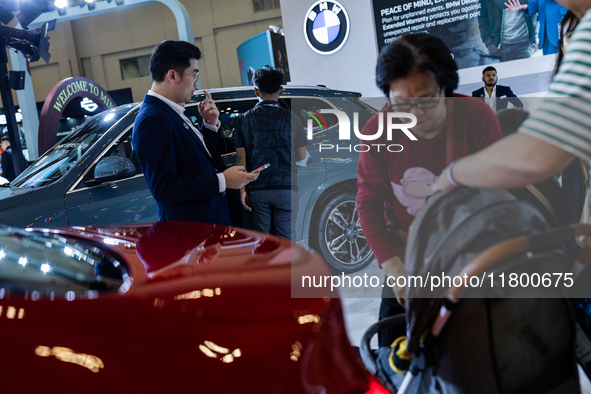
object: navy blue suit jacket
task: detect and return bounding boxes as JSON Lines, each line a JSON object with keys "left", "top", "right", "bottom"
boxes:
{"left": 471, "top": 85, "right": 523, "bottom": 111}
{"left": 132, "top": 94, "right": 232, "bottom": 225}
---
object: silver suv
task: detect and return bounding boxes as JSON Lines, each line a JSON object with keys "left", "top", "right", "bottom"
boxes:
{"left": 0, "top": 86, "right": 377, "bottom": 273}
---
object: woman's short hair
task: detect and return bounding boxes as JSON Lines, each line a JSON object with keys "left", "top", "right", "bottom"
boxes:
{"left": 375, "top": 33, "right": 458, "bottom": 97}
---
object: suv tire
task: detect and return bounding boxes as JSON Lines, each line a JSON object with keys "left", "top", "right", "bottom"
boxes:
{"left": 315, "top": 192, "right": 374, "bottom": 273}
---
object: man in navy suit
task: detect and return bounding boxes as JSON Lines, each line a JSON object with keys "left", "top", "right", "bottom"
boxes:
{"left": 132, "top": 40, "right": 257, "bottom": 226}
{"left": 471, "top": 66, "right": 523, "bottom": 113}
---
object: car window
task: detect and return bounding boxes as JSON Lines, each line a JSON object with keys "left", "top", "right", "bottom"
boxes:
{"left": 0, "top": 226, "right": 130, "bottom": 297}
{"left": 79, "top": 126, "right": 141, "bottom": 185}
{"left": 108, "top": 133, "right": 133, "bottom": 162}
{"left": 185, "top": 99, "right": 258, "bottom": 155}
{"left": 11, "top": 107, "right": 131, "bottom": 189}
{"left": 185, "top": 96, "right": 339, "bottom": 155}
{"left": 285, "top": 97, "right": 339, "bottom": 135}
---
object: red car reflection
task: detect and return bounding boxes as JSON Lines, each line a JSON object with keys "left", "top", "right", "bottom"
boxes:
{"left": 0, "top": 221, "right": 387, "bottom": 393}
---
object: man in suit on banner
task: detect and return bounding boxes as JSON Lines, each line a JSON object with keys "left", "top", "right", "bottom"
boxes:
{"left": 472, "top": 66, "right": 523, "bottom": 113}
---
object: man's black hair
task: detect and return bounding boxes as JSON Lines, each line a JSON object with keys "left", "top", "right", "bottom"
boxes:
{"left": 252, "top": 65, "right": 284, "bottom": 94}
{"left": 482, "top": 66, "right": 497, "bottom": 75}
{"left": 149, "top": 40, "right": 202, "bottom": 83}
{"left": 375, "top": 33, "right": 458, "bottom": 97}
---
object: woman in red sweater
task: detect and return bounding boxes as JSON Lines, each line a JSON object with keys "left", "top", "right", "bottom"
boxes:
{"left": 356, "top": 33, "right": 502, "bottom": 346}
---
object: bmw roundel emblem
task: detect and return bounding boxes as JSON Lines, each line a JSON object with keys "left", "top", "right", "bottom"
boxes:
{"left": 304, "top": 0, "right": 350, "bottom": 55}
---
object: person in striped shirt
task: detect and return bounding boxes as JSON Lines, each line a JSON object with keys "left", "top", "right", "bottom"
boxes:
{"left": 432, "top": 0, "right": 591, "bottom": 192}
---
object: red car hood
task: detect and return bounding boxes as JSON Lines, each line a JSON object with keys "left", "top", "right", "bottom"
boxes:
{"left": 0, "top": 222, "right": 381, "bottom": 393}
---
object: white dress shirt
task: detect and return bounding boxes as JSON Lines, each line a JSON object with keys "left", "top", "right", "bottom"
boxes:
{"left": 483, "top": 87, "right": 497, "bottom": 113}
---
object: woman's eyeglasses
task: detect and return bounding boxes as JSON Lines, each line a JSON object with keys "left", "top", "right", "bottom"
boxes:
{"left": 387, "top": 98, "right": 441, "bottom": 112}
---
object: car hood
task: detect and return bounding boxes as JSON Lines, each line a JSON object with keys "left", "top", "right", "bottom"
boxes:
{"left": 72, "top": 221, "right": 335, "bottom": 313}
{"left": 0, "top": 222, "right": 372, "bottom": 393}
{"left": 0, "top": 186, "right": 32, "bottom": 212}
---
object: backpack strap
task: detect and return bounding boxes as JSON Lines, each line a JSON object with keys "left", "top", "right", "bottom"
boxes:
{"left": 525, "top": 184, "right": 557, "bottom": 222}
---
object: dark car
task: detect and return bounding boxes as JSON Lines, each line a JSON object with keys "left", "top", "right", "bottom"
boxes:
{"left": 0, "top": 86, "right": 376, "bottom": 273}
{"left": 0, "top": 221, "right": 389, "bottom": 392}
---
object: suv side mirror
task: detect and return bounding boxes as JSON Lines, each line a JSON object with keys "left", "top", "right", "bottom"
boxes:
{"left": 88, "top": 156, "right": 136, "bottom": 185}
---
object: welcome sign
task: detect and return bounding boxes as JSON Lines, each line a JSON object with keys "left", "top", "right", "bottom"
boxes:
{"left": 38, "top": 77, "right": 115, "bottom": 154}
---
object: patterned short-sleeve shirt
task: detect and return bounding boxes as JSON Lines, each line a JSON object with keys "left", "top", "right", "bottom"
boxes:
{"left": 520, "top": 10, "right": 591, "bottom": 162}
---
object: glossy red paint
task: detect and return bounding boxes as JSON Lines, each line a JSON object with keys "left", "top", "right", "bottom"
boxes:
{"left": 0, "top": 221, "right": 384, "bottom": 393}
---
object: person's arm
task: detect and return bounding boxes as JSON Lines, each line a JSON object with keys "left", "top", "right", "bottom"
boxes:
{"left": 295, "top": 146, "right": 307, "bottom": 162}
{"left": 477, "top": 0, "right": 498, "bottom": 51}
{"left": 505, "top": 0, "right": 533, "bottom": 15}
{"left": 195, "top": 94, "right": 221, "bottom": 145}
{"left": 433, "top": 132, "right": 576, "bottom": 191}
{"left": 235, "top": 127, "right": 252, "bottom": 211}
{"left": 356, "top": 114, "right": 403, "bottom": 265}
{"left": 199, "top": 90, "right": 221, "bottom": 130}
{"left": 381, "top": 256, "right": 406, "bottom": 305}
{"left": 292, "top": 113, "right": 309, "bottom": 162}
{"left": 524, "top": 0, "right": 536, "bottom": 17}
{"left": 236, "top": 147, "right": 246, "bottom": 168}
{"left": 202, "top": 120, "right": 221, "bottom": 133}
{"left": 236, "top": 150, "right": 251, "bottom": 211}
{"left": 357, "top": 142, "right": 407, "bottom": 303}
{"left": 509, "top": 97, "right": 524, "bottom": 108}
{"left": 505, "top": 87, "right": 524, "bottom": 108}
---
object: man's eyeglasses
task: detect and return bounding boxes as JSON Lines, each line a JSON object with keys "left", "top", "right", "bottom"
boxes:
{"left": 183, "top": 70, "right": 200, "bottom": 81}
{"left": 387, "top": 98, "right": 441, "bottom": 112}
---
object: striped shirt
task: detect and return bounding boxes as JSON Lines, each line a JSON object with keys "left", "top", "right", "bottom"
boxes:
{"left": 520, "top": 10, "right": 591, "bottom": 161}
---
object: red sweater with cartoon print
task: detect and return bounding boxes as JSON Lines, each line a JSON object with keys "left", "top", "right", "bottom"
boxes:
{"left": 356, "top": 96, "right": 502, "bottom": 265}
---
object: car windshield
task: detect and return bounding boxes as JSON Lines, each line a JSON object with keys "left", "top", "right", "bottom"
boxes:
{"left": 11, "top": 105, "right": 135, "bottom": 189}
{"left": 0, "top": 226, "right": 130, "bottom": 298}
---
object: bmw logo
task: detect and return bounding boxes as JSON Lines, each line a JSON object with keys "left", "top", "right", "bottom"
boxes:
{"left": 304, "top": 0, "right": 350, "bottom": 55}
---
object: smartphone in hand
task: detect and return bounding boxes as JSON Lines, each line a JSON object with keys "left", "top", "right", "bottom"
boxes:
{"left": 251, "top": 163, "right": 271, "bottom": 173}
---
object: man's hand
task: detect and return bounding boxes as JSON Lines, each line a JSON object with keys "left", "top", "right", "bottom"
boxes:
{"left": 382, "top": 256, "right": 406, "bottom": 306}
{"left": 223, "top": 166, "right": 258, "bottom": 190}
{"left": 487, "top": 43, "right": 500, "bottom": 56}
{"left": 198, "top": 90, "right": 220, "bottom": 126}
{"left": 241, "top": 188, "right": 252, "bottom": 211}
{"left": 504, "top": 0, "right": 527, "bottom": 11}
